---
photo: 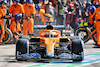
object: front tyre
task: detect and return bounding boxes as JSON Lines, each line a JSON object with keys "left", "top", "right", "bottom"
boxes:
{"left": 72, "top": 39, "right": 84, "bottom": 61}
{"left": 16, "top": 39, "right": 29, "bottom": 61}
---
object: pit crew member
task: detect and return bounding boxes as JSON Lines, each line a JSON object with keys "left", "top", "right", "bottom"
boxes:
{"left": 23, "top": 0, "right": 35, "bottom": 36}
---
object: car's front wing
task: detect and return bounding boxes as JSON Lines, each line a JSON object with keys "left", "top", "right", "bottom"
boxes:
{"left": 17, "top": 53, "right": 82, "bottom": 61}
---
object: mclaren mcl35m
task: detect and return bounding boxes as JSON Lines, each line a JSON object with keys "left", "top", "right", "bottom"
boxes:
{"left": 16, "top": 25, "right": 84, "bottom": 62}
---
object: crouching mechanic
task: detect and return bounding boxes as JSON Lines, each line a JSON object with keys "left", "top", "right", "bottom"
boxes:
{"left": 23, "top": 0, "right": 35, "bottom": 36}
{"left": 10, "top": 13, "right": 22, "bottom": 42}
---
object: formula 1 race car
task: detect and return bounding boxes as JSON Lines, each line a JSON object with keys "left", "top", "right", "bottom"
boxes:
{"left": 16, "top": 25, "right": 84, "bottom": 62}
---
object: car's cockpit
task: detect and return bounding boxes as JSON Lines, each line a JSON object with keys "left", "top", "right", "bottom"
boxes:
{"left": 39, "top": 30, "right": 60, "bottom": 38}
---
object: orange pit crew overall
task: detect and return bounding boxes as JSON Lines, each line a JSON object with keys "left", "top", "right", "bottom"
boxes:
{"left": 87, "top": 11, "right": 97, "bottom": 44}
{"left": 23, "top": 3, "right": 35, "bottom": 35}
{"left": 92, "top": 7, "right": 100, "bottom": 45}
{"left": 0, "top": 7, "right": 5, "bottom": 43}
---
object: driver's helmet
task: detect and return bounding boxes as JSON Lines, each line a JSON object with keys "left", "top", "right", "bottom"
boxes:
{"left": 45, "top": 32, "right": 49, "bottom": 37}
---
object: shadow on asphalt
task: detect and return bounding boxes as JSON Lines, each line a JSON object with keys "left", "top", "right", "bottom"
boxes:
{"left": 6, "top": 59, "right": 82, "bottom": 64}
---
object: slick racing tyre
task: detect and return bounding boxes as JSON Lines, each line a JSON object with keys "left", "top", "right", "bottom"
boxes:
{"left": 72, "top": 39, "right": 84, "bottom": 61}
{"left": 16, "top": 39, "right": 29, "bottom": 61}
{"left": 75, "top": 27, "right": 91, "bottom": 43}
{"left": 3, "top": 28, "right": 13, "bottom": 44}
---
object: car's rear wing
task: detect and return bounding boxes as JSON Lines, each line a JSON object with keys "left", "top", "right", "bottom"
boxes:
{"left": 34, "top": 25, "right": 65, "bottom": 29}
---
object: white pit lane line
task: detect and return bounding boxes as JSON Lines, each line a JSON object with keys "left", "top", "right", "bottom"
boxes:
{"left": 76, "top": 61, "right": 100, "bottom": 67}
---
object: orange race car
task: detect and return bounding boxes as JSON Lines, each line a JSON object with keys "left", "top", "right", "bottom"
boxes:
{"left": 16, "top": 25, "right": 84, "bottom": 62}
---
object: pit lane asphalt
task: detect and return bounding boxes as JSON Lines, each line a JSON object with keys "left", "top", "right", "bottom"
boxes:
{"left": 0, "top": 40, "right": 100, "bottom": 67}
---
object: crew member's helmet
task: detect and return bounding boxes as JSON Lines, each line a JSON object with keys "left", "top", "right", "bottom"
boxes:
{"left": 26, "top": 0, "right": 33, "bottom": 3}
{"left": 92, "top": 2, "right": 100, "bottom": 8}
{"left": 35, "top": 4, "right": 41, "bottom": 11}
{"left": 14, "top": 13, "right": 22, "bottom": 20}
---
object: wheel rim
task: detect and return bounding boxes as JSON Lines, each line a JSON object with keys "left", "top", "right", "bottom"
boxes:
{"left": 75, "top": 28, "right": 90, "bottom": 43}
{"left": 3, "top": 28, "right": 11, "bottom": 43}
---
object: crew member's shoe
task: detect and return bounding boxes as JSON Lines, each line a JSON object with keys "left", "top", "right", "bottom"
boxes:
{"left": 93, "top": 44, "right": 100, "bottom": 48}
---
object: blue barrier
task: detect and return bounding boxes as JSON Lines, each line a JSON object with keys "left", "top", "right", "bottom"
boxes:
{"left": 34, "top": 25, "right": 65, "bottom": 29}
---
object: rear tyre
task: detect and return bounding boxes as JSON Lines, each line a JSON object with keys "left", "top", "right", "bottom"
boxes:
{"left": 16, "top": 39, "right": 29, "bottom": 61}
{"left": 3, "top": 28, "right": 13, "bottom": 44}
{"left": 75, "top": 27, "right": 91, "bottom": 43}
{"left": 72, "top": 39, "right": 84, "bottom": 61}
